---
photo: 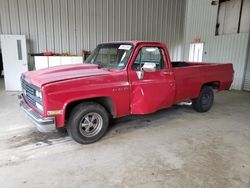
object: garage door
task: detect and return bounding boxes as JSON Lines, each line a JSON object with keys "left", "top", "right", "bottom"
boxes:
{"left": 243, "top": 37, "right": 250, "bottom": 91}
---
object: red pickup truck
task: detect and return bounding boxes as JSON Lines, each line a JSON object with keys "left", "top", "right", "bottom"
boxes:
{"left": 18, "top": 41, "right": 233, "bottom": 144}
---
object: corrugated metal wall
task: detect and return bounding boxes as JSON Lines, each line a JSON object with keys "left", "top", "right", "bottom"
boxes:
{"left": 184, "top": 0, "right": 250, "bottom": 90}
{"left": 243, "top": 37, "right": 250, "bottom": 91}
{"left": 0, "top": 0, "right": 186, "bottom": 61}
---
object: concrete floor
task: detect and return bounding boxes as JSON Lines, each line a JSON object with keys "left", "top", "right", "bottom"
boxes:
{"left": 0, "top": 78, "right": 250, "bottom": 188}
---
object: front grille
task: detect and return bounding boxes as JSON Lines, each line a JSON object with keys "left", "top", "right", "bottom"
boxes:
{"left": 25, "top": 93, "right": 36, "bottom": 106}
{"left": 21, "top": 77, "right": 42, "bottom": 108}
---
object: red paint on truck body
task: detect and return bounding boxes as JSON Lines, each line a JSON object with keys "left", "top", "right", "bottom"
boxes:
{"left": 22, "top": 41, "right": 234, "bottom": 127}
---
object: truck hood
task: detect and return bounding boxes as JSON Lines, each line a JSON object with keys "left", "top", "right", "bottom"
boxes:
{"left": 23, "top": 64, "right": 110, "bottom": 87}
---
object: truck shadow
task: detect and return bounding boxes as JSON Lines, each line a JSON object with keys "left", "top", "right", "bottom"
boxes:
{"left": 105, "top": 104, "right": 195, "bottom": 139}
{"left": 9, "top": 104, "right": 194, "bottom": 147}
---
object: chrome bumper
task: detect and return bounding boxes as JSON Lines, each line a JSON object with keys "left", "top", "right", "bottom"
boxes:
{"left": 18, "top": 94, "right": 56, "bottom": 132}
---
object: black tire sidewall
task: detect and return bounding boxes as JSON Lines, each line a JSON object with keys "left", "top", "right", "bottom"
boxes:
{"left": 200, "top": 87, "right": 214, "bottom": 111}
{"left": 67, "top": 102, "right": 109, "bottom": 144}
{"left": 192, "top": 86, "right": 214, "bottom": 112}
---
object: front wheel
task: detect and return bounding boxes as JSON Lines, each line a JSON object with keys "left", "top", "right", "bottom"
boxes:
{"left": 67, "top": 102, "right": 109, "bottom": 144}
{"left": 192, "top": 86, "right": 214, "bottom": 112}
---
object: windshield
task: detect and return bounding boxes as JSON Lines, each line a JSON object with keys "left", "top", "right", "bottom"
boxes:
{"left": 86, "top": 43, "right": 133, "bottom": 69}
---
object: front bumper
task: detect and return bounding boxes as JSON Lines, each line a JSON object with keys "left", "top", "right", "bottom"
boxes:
{"left": 18, "top": 94, "right": 56, "bottom": 132}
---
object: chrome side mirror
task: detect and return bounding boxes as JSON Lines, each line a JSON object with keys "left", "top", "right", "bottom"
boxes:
{"left": 136, "top": 70, "right": 144, "bottom": 79}
{"left": 136, "top": 63, "right": 156, "bottom": 79}
{"left": 142, "top": 62, "right": 156, "bottom": 72}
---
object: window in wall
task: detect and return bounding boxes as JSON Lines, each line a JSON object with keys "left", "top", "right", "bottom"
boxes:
{"left": 215, "top": 0, "right": 250, "bottom": 35}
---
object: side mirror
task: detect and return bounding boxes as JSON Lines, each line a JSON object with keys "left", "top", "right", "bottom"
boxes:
{"left": 136, "top": 70, "right": 144, "bottom": 79}
{"left": 142, "top": 62, "right": 156, "bottom": 72}
{"left": 136, "top": 63, "right": 156, "bottom": 79}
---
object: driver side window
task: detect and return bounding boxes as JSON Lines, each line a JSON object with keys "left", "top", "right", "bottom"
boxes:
{"left": 132, "top": 47, "right": 164, "bottom": 70}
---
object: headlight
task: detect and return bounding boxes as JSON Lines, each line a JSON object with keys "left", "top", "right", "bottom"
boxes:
{"left": 36, "top": 102, "right": 43, "bottom": 112}
{"left": 36, "top": 90, "right": 42, "bottom": 98}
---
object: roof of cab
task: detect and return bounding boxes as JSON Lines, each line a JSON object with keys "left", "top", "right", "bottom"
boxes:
{"left": 99, "top": 40, "right": 165, "bottom": 46}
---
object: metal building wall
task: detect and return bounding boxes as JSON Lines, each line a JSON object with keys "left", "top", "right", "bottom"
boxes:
{"left": 243, "top": 37, "right": 250, "bottom": 91}
{"left": 0, "top": 0, "right": 186, "bottom": 61}
{"left": 184, "top": 0, "right": 250, "bottom": 90}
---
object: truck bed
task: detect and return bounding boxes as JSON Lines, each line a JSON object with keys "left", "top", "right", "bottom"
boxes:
{"left": 172, "top": 62, "right": 233, "bottom": 103}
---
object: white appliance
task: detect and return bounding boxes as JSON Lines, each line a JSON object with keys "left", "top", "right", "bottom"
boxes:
{"left": 34, "top": 56, "right": 49, "bottom": 70}
{"left": 0, "top": 35, "right": 28, "bottom": 91}
{"left": 34, "top": 56, "right": 83, "bottom": 70}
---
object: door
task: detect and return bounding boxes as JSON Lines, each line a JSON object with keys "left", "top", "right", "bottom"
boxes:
{"left": 189, "top": 43, "right": 204, "bottom": 62}
{"left": 0, "top": 35, "right": 28, "bottom": 91}
{"left": 128, "top": 46, "right": 175, "bottom": 114}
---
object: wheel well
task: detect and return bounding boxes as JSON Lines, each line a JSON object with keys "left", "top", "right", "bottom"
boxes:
{"left": 203, "top": 81, "right": 220, "bottom": 90}
{"left": 65, "top": 97, "right": 115, "bottom": 123}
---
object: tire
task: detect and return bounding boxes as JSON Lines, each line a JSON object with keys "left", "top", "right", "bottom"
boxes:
{"left": 67, "top": 102, "right": 109, "bottom": 144}
{"left": 192, "top": 86, "right": 214, "bottom": 112}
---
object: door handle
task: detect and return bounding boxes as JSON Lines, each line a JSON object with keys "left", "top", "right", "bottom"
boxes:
{"left": 163, "top": 72, "right": 174, "bottom": 75}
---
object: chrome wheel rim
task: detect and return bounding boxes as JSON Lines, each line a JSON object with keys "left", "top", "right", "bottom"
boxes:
{"left": 79, "top": 112, "right": 103, "bottom": 137}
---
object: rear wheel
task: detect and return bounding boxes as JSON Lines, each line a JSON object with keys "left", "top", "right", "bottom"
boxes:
{"left": 67, "top": 102, "right": 109, "bottom": 144}
{"left": 192, "top": 86, "right": 214, "bottom": 112}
